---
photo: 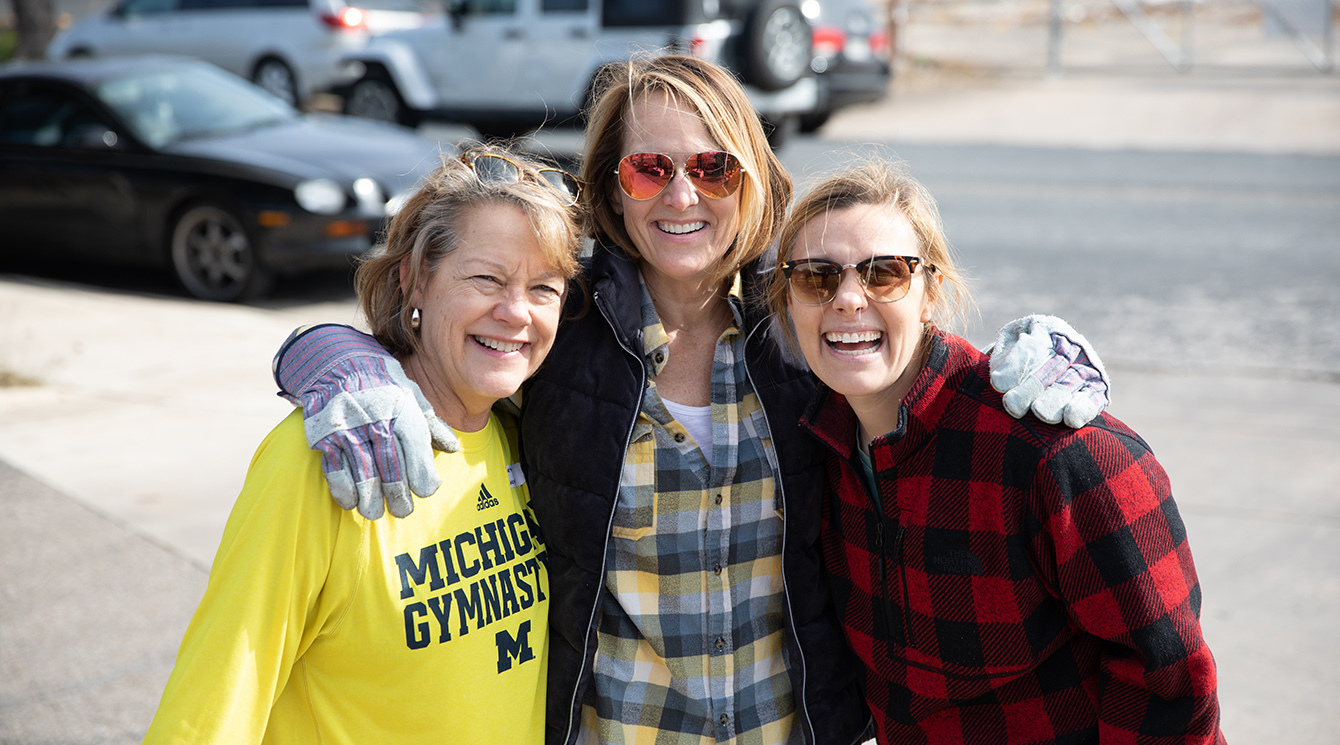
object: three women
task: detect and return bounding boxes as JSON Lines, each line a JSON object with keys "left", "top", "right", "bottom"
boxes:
{"left": 252, "top": 54, "right": 1195, "bottom": 745}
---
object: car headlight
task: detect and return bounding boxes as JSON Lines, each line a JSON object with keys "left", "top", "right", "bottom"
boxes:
{"left": 295, "top": 179, "right": 347, "bottom": 214}
{"left": 353, "top": 177, "right": 385, "bottom": 213}
{"left": 386, "top": 187, "right": 414, "bottom": 217}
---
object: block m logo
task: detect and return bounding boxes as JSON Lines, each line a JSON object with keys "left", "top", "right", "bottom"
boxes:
{"left": 495, "top": 620, "right": 535, "bottom": 673}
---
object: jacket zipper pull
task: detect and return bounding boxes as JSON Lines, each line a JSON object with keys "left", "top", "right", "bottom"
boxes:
{"left": 875, "top": 521, "right": 896, "bottom": 641}
{"left": 893, "top": 523, "right": 914, "bottom": 646}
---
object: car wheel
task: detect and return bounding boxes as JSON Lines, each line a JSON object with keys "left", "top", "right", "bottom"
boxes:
{"left": 253, "top": 58, "right": 299, "bottom": 108}
{"left": 170, "top": 204, "right": 271, "bottom": 302}
{"left": 764, "top": 114, "right": 799, "bottom": 150}
{"left": 741, "top": 0, "right": 812, "bottom": 92}
{"left": 798, "top": 110, "right": 832, "bottom": 133}
{"left": 344, "top": 70, "right": 416, "bottom": 127}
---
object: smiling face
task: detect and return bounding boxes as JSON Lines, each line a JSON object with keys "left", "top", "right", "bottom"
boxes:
{"left": 612, "top": 90, "right": 742, "bottom": 289}
{"left": 787, "top": 203, "right": 940, "bottom": 432}
{"left": 403, "top": 201, "right": 566, "bottom": 431}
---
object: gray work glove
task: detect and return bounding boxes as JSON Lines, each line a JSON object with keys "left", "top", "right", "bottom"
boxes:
{"left": 274, "top": 325, "right": 456, "bottom": 519}
{"left": 988, "top": 315, "right": 1110, "bottom": 428}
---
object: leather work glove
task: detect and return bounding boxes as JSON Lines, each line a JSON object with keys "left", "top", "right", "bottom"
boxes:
{"left": 988, "top": 315, "right": 1110, "bottom": 428}
{"left": 274, "top": 324, "right": 456, "bottom": 519}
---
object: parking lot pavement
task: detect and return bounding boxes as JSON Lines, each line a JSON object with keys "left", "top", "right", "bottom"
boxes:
{"left": 3, "top": 4, "right": 1338, "bottom": 741}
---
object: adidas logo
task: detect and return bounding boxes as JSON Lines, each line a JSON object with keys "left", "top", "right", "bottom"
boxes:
{"left": 476, "top": 484, "right": 499, "bottom": 511}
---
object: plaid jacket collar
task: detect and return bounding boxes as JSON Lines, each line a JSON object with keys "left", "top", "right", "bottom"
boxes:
{"left": 800, "top": 328, "right": 972, "bottom": 471}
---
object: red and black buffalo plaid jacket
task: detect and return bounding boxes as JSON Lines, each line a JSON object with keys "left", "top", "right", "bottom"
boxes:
{"left": 800, "top": 330, "right": 1225, "bottom": 745}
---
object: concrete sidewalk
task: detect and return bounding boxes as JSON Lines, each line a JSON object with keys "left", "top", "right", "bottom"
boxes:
{"left": 2, "top": 3, "right": 1338, "bottom": 742}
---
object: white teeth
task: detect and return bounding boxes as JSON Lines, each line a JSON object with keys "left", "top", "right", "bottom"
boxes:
{"left": 658, "top": 221, "right": 705, "bottom": 235}
{"left": 825, "top": 330, "right": 882, "bottom": 344}
{"left": 476, "top": 337, "right": 523, "bottom": 353}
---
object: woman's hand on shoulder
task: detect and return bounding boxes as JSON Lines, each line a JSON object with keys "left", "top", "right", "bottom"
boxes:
{"left": 273, "top": 324, "right": 458, "bottom": 519}
{"left": 987, "top": 315, "right": 1110, "bottom": 429}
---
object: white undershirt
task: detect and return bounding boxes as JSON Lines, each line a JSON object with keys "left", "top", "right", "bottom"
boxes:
{"left": 662, "top": 398, "right": 713, "bottom": 464}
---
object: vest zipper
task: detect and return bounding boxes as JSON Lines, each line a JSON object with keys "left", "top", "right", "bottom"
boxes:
{"left": 741, "top": 335, "right": 818, "bottom": 745}
{"left": 561, "top": 289, "right": 646, "bottom": 745}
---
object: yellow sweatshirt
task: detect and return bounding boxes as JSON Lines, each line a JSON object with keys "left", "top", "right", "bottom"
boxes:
{"left": 144, "top": 409, "right": 548, "bottom": 744}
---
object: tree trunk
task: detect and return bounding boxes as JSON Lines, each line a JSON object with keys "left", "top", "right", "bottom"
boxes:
{"left": 12, "top": 0, "right": 56, "bottom": 61}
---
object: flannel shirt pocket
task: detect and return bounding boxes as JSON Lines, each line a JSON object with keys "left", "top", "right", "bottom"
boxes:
{"left": 611, "top": 419, "right": 658, "bottom": 540}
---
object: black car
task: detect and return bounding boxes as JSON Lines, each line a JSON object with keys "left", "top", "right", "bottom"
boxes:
{"left": 0, "top": 55, "right": 446, "bottom": 301}
{"left": 802, "top": 0, "right": 892, "bottom": 132}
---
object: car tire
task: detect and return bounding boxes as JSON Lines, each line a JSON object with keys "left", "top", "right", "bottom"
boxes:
{"left": 252, "top": 57, "right": 299, "bottom": 108}
{"left": 798, "top": 110, "right": 831, "bottom": 133}
{"left": 344, "top": 69, "right": 416, "bottom": 127}
{"left": 740, "top": 0, "right": 812, "bottom": 92}
{"left": 169, "top": 204, "right": 271, "bottom": 302}
{"left": 764, "top": 114, "right": 798, "bottom": 149}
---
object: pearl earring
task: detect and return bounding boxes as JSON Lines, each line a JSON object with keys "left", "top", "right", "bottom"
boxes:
{"left": 410, "top": 307, "right": 421, "bottom": 330}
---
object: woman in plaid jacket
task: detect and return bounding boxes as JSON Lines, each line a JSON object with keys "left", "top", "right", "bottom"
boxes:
{"left": 766, "top": 162, "right": 1226, "bottom": 745}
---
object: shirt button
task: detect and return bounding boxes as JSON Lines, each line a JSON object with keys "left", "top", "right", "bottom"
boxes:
{"left": 714, "top": 564, "right": 722, "bottom": 575}
{"left": 674, "top": 432, "right": 686, "bottom": 443}
{"left": 715, "top": 636, "right": 725, "bottom": 650}
{"left": 720, "top": 714, "right": 729, "bottom": 725}
{"left": 714, "top": 493, "right": 723, "bottom": 505}
{"left": 654, "top": 352, "right": 665, "bottom": 364}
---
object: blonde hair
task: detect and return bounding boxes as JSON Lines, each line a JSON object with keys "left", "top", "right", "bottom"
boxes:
{"left": 581, "top": 55, "right": 791, "bottom": 288}
{"left": 767, "top": 161, "right": 974, "bottom": 354}
{"left": 355, "top": 145, "right": 583, "bottom": 357}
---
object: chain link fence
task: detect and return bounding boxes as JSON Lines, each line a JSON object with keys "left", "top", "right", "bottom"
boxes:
{"left": 878, "top": 0, "right": 1336, "bottom": 76}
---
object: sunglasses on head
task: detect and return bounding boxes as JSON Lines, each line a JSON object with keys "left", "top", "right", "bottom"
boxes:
{"left": 462, "top": 152, "right": 583, "bottom": 206}
{"left": 779, "top": 255, "right": 934, "bottom": 306}
{"left": 614, "top": 151, "right": 745, "bottom": 200}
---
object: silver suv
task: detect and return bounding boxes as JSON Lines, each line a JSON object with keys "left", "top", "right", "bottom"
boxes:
{"left": 335, "top": 0, "right": 816, "bottom": 143}
{"left": 46, "top": 0, "right": 434, "bottom": 107}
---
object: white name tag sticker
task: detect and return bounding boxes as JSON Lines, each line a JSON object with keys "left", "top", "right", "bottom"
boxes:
{"left": 507, "top": 462, "right": 525, "bottom": 489}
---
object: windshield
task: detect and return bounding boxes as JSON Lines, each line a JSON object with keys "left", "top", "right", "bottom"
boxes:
{"left": 603, "top": 0, "right": 693, "bottom": 27}
{"left": 96, "top": 63, "right": 296, "bottom": 147}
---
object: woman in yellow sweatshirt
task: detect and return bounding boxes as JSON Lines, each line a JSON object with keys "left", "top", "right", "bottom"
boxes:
{"left": 143, "top": 145, "right": 584, "bottom": 744}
